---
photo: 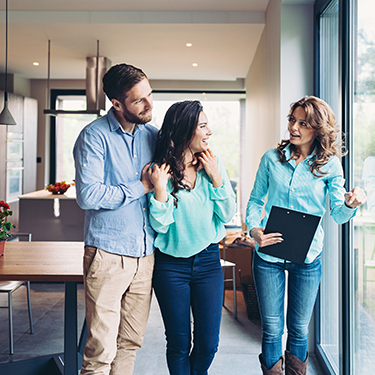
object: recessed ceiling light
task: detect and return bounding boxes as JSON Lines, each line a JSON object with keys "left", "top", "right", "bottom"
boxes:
{"left": 192, "top": 63, "right": 198, "bottom": 67}
{"left": 33, "top": 62, "right": 39, "bottom": 66}
{"left": 186, "top": 43, "right": 192, "bottom": 47}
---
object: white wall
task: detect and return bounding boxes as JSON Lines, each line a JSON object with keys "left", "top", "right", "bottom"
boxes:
{"left": 242, "top": 0, "right": 282, "bottom": 224}
{"left": 280, "top": 2, "right": 314, "bottom": 136}
{"left": 242, "top": 0, "right": 314, "bottom": 223}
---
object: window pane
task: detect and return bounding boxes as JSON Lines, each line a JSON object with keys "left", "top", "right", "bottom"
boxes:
{"left": 318, "top": 1, "right": 341, "bottom": 373}
{"left": 352, "top": 0, "right": 375, "bottom": 373}
{"left": 55, "top": 96, "right": 97, "bottom": 182}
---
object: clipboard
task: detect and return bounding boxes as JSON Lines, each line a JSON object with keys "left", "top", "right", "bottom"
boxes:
{"left": 258, "top": 206, "right": 321, "bottom": 264}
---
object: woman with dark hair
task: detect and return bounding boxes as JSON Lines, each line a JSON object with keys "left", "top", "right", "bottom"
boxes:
{"left": 148, "top": 100, "right": 236, "bottom": 375}
{"left": 246, "top": 96, "right": 367, "bottom": 375}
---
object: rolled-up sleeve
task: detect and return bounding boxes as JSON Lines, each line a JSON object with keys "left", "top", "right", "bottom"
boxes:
{"left": 74, "top": 127, "right": 145, "bottom": 210}
{"left": 246, "top": 153, "right": 269, "bottom": 234}
{"left": 327, "top": 158, "right": 357, "bottom": 224}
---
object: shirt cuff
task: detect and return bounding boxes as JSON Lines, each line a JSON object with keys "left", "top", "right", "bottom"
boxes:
{"left": 121, "top": 180, "right": 145, "bottom": 201}
{"left": 149, "top": 193, "right": 173, "bottom": 209}
{"left": 209, "top": 183, "right": 229, "bottom": 200}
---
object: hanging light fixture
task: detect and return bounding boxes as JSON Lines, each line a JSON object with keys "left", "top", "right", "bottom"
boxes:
{"left": 44, "top": 39, "right": 109, "bottom": 116}
{"left": 0, "top": 0, "right": 16, "bottom": 125}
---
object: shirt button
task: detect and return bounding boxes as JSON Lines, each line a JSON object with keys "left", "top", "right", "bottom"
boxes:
{"left": 136, "top": 172, "right": 139, "bottom": 175}
{"left": 143, "top": 207, "right": 146, "bottom": 211}
{"left": 83, "top": 164, "right": 86, "bottom": 167}
{"left": 134, "top": 155, "right": 137, "bottom": 158}
{"left": 291, "top": 205, "right": 294, "bottom": 208}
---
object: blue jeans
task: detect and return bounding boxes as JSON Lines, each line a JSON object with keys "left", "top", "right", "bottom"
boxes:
{"left": 153, "top": 244, "right": 224, "bottom": 375}
{"left": 253, "top": 251, "right": 322, "bottom": 369}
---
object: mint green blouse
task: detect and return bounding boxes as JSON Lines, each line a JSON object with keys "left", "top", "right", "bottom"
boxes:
{"left": 148, "top": 158, "right": 236, "bottom": 258}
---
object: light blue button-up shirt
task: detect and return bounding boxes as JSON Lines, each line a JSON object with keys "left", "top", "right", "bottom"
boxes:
{"left": 246, "top": 144, "right": 357, "bottom": 263}
{"left": 73, "top": 107, "right": 158, "bottom": 257}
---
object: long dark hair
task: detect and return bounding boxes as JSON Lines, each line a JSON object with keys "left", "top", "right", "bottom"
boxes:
{"left": 153, "top": 100, "right": 204, "bottom": 205}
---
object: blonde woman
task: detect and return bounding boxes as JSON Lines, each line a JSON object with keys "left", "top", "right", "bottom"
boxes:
{"left": 246, "top": 96, "right": 366, "bottom": 375}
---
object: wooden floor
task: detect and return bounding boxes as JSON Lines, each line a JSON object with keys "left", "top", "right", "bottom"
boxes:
{"left": 0, "top": 283, "right": 324, "bottom": 374}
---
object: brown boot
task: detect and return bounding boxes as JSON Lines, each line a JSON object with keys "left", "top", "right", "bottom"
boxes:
{"left": 259, "top": 354, "right": 285, "bottom": 375}
{"left": 285, "top": 350, "right": 308, "bottom": 375}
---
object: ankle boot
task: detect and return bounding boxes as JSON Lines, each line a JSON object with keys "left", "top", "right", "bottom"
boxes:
{"left": 285, "top": 350, "right": 308, "bottom": 375}
{"left": 259, "top": 354, "right": 285, "bottom": 375}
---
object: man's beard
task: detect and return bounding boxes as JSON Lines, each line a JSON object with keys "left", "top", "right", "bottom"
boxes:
{"left": 123, "top": 105, "right": 152, "bottom": 125}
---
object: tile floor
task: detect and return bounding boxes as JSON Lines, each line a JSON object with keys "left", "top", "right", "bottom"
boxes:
{"left": 0, "top": 282, "right": 323, "bottom": 374}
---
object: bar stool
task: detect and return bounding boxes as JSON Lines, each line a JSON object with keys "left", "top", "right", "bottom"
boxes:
{"left": 220, "top": 238, "right": 237, "bottom": 319}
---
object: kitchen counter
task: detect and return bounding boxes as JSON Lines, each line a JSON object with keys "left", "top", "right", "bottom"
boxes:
{"left": 19, "top": 187, "right": 77, "bottom": 199}
{"left": 18, "top": 188, "right": 85, "bottom": 241}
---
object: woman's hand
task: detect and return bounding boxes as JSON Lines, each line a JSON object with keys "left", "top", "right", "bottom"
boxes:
{"left": 344, "top": 187, "right": 367, "bottom": 209}
{"left": 148, "top": 163, "right": 170, "bottom": 202}
{"left": 250, "top": 227, "right": 283, "bottom": 248}
{"left": 197, "top": 149, "right": 223, "bottom": 188}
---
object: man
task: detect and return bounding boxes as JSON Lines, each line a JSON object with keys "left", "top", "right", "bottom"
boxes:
{"left": 73, "top": 63, "right": 157, "bottom": 375}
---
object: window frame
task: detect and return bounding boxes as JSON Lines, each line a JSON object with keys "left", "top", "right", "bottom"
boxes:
{"left": 49, "top": 89, "right": 86, "bottom": 184}
{"left": 314, "top": 1, "right": 354, "bottom": 374}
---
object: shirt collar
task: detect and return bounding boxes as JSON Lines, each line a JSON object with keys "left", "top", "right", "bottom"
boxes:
{"left": 107, "top": 107, "right": 145, "bottom": 135}
{"left": 283, "top": 143, "right": 316, "bottom": 161}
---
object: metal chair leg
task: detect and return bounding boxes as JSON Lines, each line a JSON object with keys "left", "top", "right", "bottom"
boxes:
{"left": 8, "top": 292, "right": 14, "bottom": 355}
{"left": 232, "top": 266, "right": 237, "bottom": 319}
{"left": 26, "top": 281, "right": 34, "bottom": 334}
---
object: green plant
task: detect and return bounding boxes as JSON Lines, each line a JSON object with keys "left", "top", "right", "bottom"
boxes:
{"left": 0, "top": 200, "right": 15, "bottom": 241}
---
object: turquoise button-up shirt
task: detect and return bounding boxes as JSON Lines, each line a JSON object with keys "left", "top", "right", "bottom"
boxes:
{"left": 73, "top": 107, "right": 158, "bottom": 257}
{"left": 246, "top": 144, "right": 357, "bottom": 263}
{"left": 149, "top": 158, "right": 236, "bottom": 258}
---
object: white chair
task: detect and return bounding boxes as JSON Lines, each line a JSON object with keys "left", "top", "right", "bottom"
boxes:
{"left": 0, "top": 233, "right": 33, "bottom": 354}
{"left": 220, "top": 238, "right": 237, "bottom": 319}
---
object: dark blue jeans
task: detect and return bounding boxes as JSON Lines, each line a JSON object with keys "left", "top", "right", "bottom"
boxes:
{"left": 153, "top": 244, "right": 224, "bottom": 375}
{"left": 253, "top": 251, "right": 322, "bottom": 369}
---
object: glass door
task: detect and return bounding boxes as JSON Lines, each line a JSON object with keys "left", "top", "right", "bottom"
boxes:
{"left": 316, "top": 1, "right": 341, "bottom": 373}
{"left": 352, "top": 0, "right": 375, "bottom": 373}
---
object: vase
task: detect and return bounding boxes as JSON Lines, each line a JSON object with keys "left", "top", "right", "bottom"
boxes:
{"left": 0, "top": 240, "right": 5, "bottom": 256}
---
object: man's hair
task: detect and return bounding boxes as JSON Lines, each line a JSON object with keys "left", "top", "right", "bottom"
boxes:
{"left": 102, "top": 63, "right": 147, "bottom": 102}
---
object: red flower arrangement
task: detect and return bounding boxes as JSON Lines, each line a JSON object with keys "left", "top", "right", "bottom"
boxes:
{"left": 46, "top": 181, "right": 71, "bottom": 195}
{"left": 0, "top": 200, "right": 15, "bottom": 241}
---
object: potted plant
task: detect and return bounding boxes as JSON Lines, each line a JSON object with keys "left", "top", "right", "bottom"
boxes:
{"left": 0, "top": 200, "right": 15, "bottom": 256}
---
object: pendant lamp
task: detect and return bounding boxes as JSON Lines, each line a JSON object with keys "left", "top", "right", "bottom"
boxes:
{"left": 0, "top": 0, "right": 16, "bottom": 125}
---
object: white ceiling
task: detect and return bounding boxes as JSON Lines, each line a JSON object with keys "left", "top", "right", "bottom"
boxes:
{"left": 0, "top": 0, "right": 270, "bottom": 82}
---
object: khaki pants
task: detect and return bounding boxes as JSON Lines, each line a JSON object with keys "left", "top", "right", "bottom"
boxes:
{"left": 80, "top": 246, "right": 155, "bottom": 375}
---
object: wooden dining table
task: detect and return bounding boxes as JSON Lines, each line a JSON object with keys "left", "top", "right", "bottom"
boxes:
{"left": 0, "top": 241, "right": 85, "bottom": 375}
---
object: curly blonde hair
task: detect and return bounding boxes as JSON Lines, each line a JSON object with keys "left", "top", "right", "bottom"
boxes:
{"left": 277, "top": 96, "right": 346, "bottom": 177}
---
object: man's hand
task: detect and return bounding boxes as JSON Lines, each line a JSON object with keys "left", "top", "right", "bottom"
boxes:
{"left": 141, "top": 163, "right": 154, "bottom": 194}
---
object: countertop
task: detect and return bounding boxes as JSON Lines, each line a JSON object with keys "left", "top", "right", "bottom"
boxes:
{"left": 19, "top": 187, "right": 77, "bottom": 200}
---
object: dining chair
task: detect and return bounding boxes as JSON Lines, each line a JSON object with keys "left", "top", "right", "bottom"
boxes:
{"left": 0, "top": 232, "right": 33, "bottom": 354}
{"left": 220, "top": 237, "right": 237, "bottom": 319}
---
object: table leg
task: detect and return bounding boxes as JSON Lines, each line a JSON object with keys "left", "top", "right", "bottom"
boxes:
{"left": 64, "top": 281, "right": 78, "bottom": 375}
